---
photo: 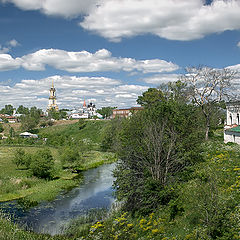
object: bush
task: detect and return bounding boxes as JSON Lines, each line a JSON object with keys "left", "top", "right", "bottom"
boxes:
{"left": 60, "top": 147, "right": 80, "bottom": 163}
{"left": 40, "top": 122, "right": 47, "bottom": 128}
{"left": 60, "top": 147, "right": 83, "bottom": 171}
{"left": 12, "top": 148, "right": 26, "bottom": 168}
{"left": 30, "top": 149, "right": 54, "bottom": 179}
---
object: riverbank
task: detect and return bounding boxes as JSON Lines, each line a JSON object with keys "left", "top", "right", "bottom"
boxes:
{"left": 0, "top": 146, "right": 116, "bottom": 203}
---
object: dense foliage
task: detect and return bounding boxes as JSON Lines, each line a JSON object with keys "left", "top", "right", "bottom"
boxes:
{"left": 13, "top": 148, "right": 54, "bottom": 179}
{"left": 20, "top": 106, "right": 43, "bottom": 131}
{"left": 114, "top": 90, "right": 205, "bottom": 214}
{"left": 0, "top": 104, "right": 14, "bottom": 115}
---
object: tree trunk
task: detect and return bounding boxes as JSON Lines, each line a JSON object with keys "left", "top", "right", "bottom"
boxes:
{"left": 205, "top": 116, "right": 210, "bottom": 141}
{"left": 205, "top": 126, "right": 209, "bottom": 141}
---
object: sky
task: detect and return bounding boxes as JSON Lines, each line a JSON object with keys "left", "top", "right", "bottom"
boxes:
{"left": 0, "top": 0, "right": 240, "bottom": 110}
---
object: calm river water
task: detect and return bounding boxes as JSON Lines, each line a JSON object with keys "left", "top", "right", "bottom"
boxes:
{"left": 0, "top": 163, "right": 115, "bottom": 235}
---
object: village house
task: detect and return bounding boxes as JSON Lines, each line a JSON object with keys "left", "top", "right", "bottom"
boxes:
{"left": 224, "top": 101, "right": 240, "bottom": 144}
{"left": 112, "top": 107, "right": 144, "bottom": 118}
{"left": 19, "top": 132, "right": 38, "bottom": 138}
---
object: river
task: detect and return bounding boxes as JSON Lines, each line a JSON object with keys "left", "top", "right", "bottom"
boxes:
{"left": 0, "top": 163, "right": 116, "bottom": 235}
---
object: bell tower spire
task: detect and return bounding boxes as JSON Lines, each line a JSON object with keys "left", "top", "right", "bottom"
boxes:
{"left": 47, "top": 80, "right": 59, "bottom": 111}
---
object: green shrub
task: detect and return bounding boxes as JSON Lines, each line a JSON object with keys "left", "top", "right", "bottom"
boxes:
{"left": 60, "top": 147, "right": 80, "bottom": 163}
{"left": 60, "top": 147, "right": 83, "bottom": 171}
{"left": 40, "top": 122, "right": 47, "bottom": 128}
{"left": 30, "top": 149, "right": 54, "bottom": 179}
{"left": 12, "top": 148, "right": 26, "bottom": 168}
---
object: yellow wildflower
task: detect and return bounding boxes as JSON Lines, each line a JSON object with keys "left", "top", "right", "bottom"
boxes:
{"left": 152, "top": 229, "right": 159, "bottom": 234}
{"left": 127, "top": 223, "right": 133, "bottom": 228}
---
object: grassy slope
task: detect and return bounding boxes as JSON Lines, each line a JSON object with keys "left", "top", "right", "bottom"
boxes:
{"left": 39, "top": 120, "right": 107, "bottom": 148}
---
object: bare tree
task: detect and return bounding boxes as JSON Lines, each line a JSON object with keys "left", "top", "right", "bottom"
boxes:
{"left": 181, "top": 66, "right": 235, "bottom": 140}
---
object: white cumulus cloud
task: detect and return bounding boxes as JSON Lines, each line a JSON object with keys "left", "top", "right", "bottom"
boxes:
{"left": 0, "top": 48, "right": 179, "bottom": 73}
{"left": 3, "top": 0, "right": 240, "bottom": 41}
{"left": 0, "top": 0, "right": 98, "bottom": 18}
{"left": 80, "top": 0, "right": 240, "bottom": 42}
{"left": 0, "top": 54, "right": 21, "bottom": 71}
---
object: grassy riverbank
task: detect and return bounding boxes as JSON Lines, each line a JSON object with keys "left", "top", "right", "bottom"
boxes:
{"left": 0, "top": 146, "right": 116, "bottom": 203}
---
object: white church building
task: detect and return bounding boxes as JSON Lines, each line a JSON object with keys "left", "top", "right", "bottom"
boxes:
{"left": 224, "top": 101, "right": 240, "bottom": 144}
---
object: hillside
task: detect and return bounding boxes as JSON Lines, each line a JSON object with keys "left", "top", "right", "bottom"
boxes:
{"left": 38, "top": 120, "right": 108, "bottom": 149}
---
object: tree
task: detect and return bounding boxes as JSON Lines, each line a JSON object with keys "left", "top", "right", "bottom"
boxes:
{"left": 114, "top": 87, "right": 204, "bottom": 213}
{"left": 0, "top": 104, "right": 14, "bottom": 115}
{"left": 12, "top": 148, "right": 26, "bottom": 168}
{"left": 30, "top": 149, "right": 54, "bottom": 179}
{"left": 137, "top": 88, "right": 164, "bottom": 106}
{"left": 16, "top": 105, "right": 29, "bottom": 115}
{"left": 29, "top": 106, "right": 42, "bottom": 120}
{"left": 181, "top": 66, "right": 235, "bottom": 140}
{"left": 60, "top": 147, "right": 83, "bottom": 171}
{"left": 97, "top": 107, "right": 116, "bottom": 119}
{"left": 20, "top": 106, "right": 42, "bottom": 131}
{"left": 20, "top": 116, "right": 39, "bottom": 131}
{"left": 101, "top": 117, "right": 124, "bottom": 152}
{"left": 47, "top": 109, "right": 67, "bottom": 120}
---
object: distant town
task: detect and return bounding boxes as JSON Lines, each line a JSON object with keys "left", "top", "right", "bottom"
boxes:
{"left": 0, "top": 83, "right": 143, "bottom": 140}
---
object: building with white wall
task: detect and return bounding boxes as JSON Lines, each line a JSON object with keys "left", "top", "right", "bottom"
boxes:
{"left": 224, "top": 101, "right": 240, "bottom": 144}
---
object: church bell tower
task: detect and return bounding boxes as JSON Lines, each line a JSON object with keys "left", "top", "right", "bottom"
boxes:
{"left": 47, "top": 80, "right": 59, "bottom": 111}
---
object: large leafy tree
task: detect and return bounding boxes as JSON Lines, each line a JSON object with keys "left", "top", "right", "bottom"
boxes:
{"left": 114, "top": 86, "right": 204, "bottom": 213}
{"left": 16, "top": 105, "right": 29, "bottom": 115}
{"left": 0, "top": 104, "right": 14, "bottom": 115}
{"left": 20, "top": 107, "right": 43, "bottom": 131}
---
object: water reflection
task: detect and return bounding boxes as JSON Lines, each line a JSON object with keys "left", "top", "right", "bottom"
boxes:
{"left": 1, "top": 163, "right": 115, "bottom": 235}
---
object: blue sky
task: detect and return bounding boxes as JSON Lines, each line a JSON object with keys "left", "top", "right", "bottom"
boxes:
{"left": 0, "top": 0, "right": 240, "bottom": 110}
